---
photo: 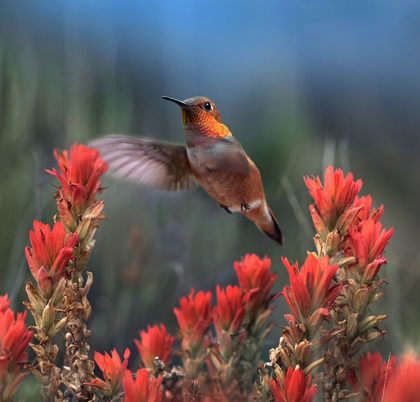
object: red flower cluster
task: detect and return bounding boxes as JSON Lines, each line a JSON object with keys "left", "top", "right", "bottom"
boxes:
{"left": 234, "top": 254, "right": 277, "bottom": 322}
{"left": 47, "top": 143, "right": 108, "bottom": 218}
{"left": 348, "top": 351, "right": 395, "bottom": 402}
{"left": 213, "top": 285, "right": 245, "bottom": 356}
{"left": 281, "top": 254, "right": 341, "bottom": 337}
{"left": 268, "top": 367, "right": 318, "bottom": 402}
{"left": 304, "top": 166, "right": 362, "bottom": 237}
{"left": 0, "top": 295, "right": 33, "bottom": 402}
{"left": 25, "top": 220, "right": 78, "bottom": 298}
{"left": 123, "top": 368, "right": 162, "bottom": 402}
{"left": 346, "top": 219, "right": 393, "bottom": 284}
{"left": 384, "top": 352, "right": 420, "bottom": 402}
{"left": 135, "top": 324, "right": 174, "bottom": 371}
{"left": 86, "top": 348, "right": 130, "bottom": 399}
{"left": 174, "top": 288, "right": 212, "bottom": 354}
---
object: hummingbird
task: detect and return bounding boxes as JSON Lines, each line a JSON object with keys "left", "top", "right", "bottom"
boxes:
{"left": 90, "top": 96, "right": 283, "bottom": 245}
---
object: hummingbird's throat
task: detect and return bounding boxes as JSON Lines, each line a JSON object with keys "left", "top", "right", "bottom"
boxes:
{"left": 182, "top": 110, "right": 231, "bottom": 139}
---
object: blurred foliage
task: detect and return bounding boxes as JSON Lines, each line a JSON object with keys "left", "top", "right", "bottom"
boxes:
{"left": 1, "top": 1, "right": 420, "bottom": 399}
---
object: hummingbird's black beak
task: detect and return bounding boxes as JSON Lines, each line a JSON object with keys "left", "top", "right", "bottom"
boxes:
{"left": 162, "top": 96, "right": 189, "bottom": 108}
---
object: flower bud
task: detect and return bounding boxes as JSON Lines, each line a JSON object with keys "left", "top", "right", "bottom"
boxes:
{"left": 23, "top": 301, "right": 42, "bottom": 328}
{"left": 325, "top": 230, "right": 340, "bottom": 257}
{"left": 252, "top": 307, "right": 273, "bottom": 336}
{"left": 37, "top": 267, "right": 53, "bottom": 299}
{"left": 42, "top": 300, "right": 55, "bottom": 332}
{"left": 57, "top": 198, "right": 77, "bottom": 232}
{"left": 51, "top": 278, "right": 66, "bottom": 308}
{"left": 304, "top": 357, "right": 325, "bottom": 375}
{"left": 353, "top": 286, "right": 370, "bottom": 317}
{"left": 306, "top": 308, "right": 329, "bottom": 338}
{"left": 76, "top": 216, "right": 99, "bottom": 248}
{"left": 277, "top": 345, "right": 295, "bottom": 368}
{"left": 346, "top": 313, "right": 359, "bottom": 342}
{"left": 52, "top": 317, "right": 67, "bottom": 337}
{"left": 25, "top": 282, "right": 44, "bottom": 315}
{"left": 310, "top": 205, "right": 329, "bottom": 240}
{"left": 86, "top": 199, "right": 105, "bottom": 218}
{"left": 336, "top": 206, "right": 363, "bottom": 237}
{"left": 295, "top": 339, "right": 311, "bottom": 366}
{"left": 358, "top": 315, "right": 388, "bottom": 334}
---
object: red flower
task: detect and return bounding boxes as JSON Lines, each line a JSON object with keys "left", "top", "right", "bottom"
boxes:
{"left": 268, "top": 366, "right": 318, "bottom": 402}
{"left": 0, "top": 301, "right": 33, "bottom": 402}
{"left": 304, "top": 166, "right": 362, "bottom": 234}
{"left": 123, "top": 369, "right": 162, "bottom": 402}
{"left": 173, "top": 289, "right": 212, "bottom": 353}
{"left": 352, "top": 195, "right": 383, "bottom": 228}
{"left": 213, "top": 285, "right": 245, "bottom": 338}
{"left": 46, "top": 143, "right": 108, "bottom": 216}
{"left": 384, "top": 352, "right": 420, "bottom": 402}
{"left": 213, "top": 285, "right": 245, "bottom": 356}
{"left": 0, "top": 295, "right": 10, "bottom": 315}
{"left": 348, "top": 351, "right": 395, "bottom": 402}
{"left": 234, "top": 254, "right": 277, "bottom": 317}
{"left": 86, "top": 348, "right": 130, "bottom": 398}
{"left": 281, "top": 254, "right": 340, "bottom": 337}
{"left": 135, "top": 324, "right": 174, "bottom": 371}
{"left": 25, "top": 220, "right": 78, "bottom": 296}
{"left": 346, "top": 219, "right": 393, "bottom": 283}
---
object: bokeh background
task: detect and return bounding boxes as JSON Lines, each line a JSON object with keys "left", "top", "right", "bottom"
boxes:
{"left": 1, "top": 0, "right": 419, "bottom": 399}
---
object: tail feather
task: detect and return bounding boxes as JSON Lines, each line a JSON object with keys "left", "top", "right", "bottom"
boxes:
{"left": 255, "top": 205, "right": 284, "bottom": 246}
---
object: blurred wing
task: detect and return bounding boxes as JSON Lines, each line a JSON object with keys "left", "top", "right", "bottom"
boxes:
{"left": 90, "top": 135, "right": 198, "bottom": 191}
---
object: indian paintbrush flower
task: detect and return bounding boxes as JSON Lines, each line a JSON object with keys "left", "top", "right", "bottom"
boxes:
{"left": 135, "top": 324, "right": 175, "bottom": 371}
{"left": 211, "top": 284, "right": 246, "bottom": 366}
{"left": 213, "top": 285, "right": 245, "bottom": 340}
{"left": 304, "top": 166, "right": 362, "bottom": 234}
{"left": 25, "top": 220, "right": 78, "bottom": 297}
{"left": 348, "top": 351, "right": 395, "bottom": 402}
{"left": 281, "top": 254, "right": 341, "bottom": 338}
{"left": 46, "top": 143, "right": 108, "bottom": 219}
{"left": 267, "top": 366, "right": 318, "bottom": 402}
{"left": 174, "top": 288, "right": 212, "bottom": 379}
{"left": 174, "top": 288, "right": 212, "bottom": 354}
{"left": 0, "top": 297, "right": 33, "bottom": 402}
{"left": 234, "top": 254, "right": 276, "bottom": 322}
{"left": 384, "top": 352, "right": 420, "bottom": 402}
{"left": 345, "top": 219, "right": 394, "bottom": 284}
{"left": 123, "top": 368, "right": 162, "bottom": 402}
{"left": 85, "top": 348, "right": 130, "bottom": 399}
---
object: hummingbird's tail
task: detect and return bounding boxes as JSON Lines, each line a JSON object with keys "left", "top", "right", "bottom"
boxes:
{"left": 254, "top": 205, "right": 284, "bottom": 246}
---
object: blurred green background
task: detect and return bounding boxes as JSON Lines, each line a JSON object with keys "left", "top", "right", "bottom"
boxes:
{"left": 1, "top": 0, "right": 419, "bottom": 399}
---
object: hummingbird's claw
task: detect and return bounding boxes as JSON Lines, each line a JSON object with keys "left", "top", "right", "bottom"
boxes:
{"left": 241, "top": 202, "right": 251, "bottom": 212}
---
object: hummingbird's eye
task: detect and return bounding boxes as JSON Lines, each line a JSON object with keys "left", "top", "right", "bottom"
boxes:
{"left": 203, "top": 101, "right": 213, "bottom": 111}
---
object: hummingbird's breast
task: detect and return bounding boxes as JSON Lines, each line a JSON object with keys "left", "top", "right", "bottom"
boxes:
{"left": 186, "top": 137, "right": 266, "bottom": 211}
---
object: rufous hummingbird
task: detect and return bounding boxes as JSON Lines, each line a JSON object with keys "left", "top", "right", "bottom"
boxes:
{"left": 91, "top": 96, "right": 283, "bottom": 245}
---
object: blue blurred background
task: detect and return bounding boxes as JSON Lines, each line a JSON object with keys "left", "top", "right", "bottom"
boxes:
{"left": 1, "top": 0, "right": 419, "bottom": 398}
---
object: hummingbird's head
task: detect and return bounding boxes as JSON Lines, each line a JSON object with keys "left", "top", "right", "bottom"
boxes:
{"left": 162, "top": 96, "right": 231, "bottom": 143}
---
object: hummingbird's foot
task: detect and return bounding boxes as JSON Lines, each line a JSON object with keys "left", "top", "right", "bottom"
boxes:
{"left": 219, "top": 204, "right": 232, "bottom": 214}
{"left": 241, "top": 202, "right": 251, "bottom": 212}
